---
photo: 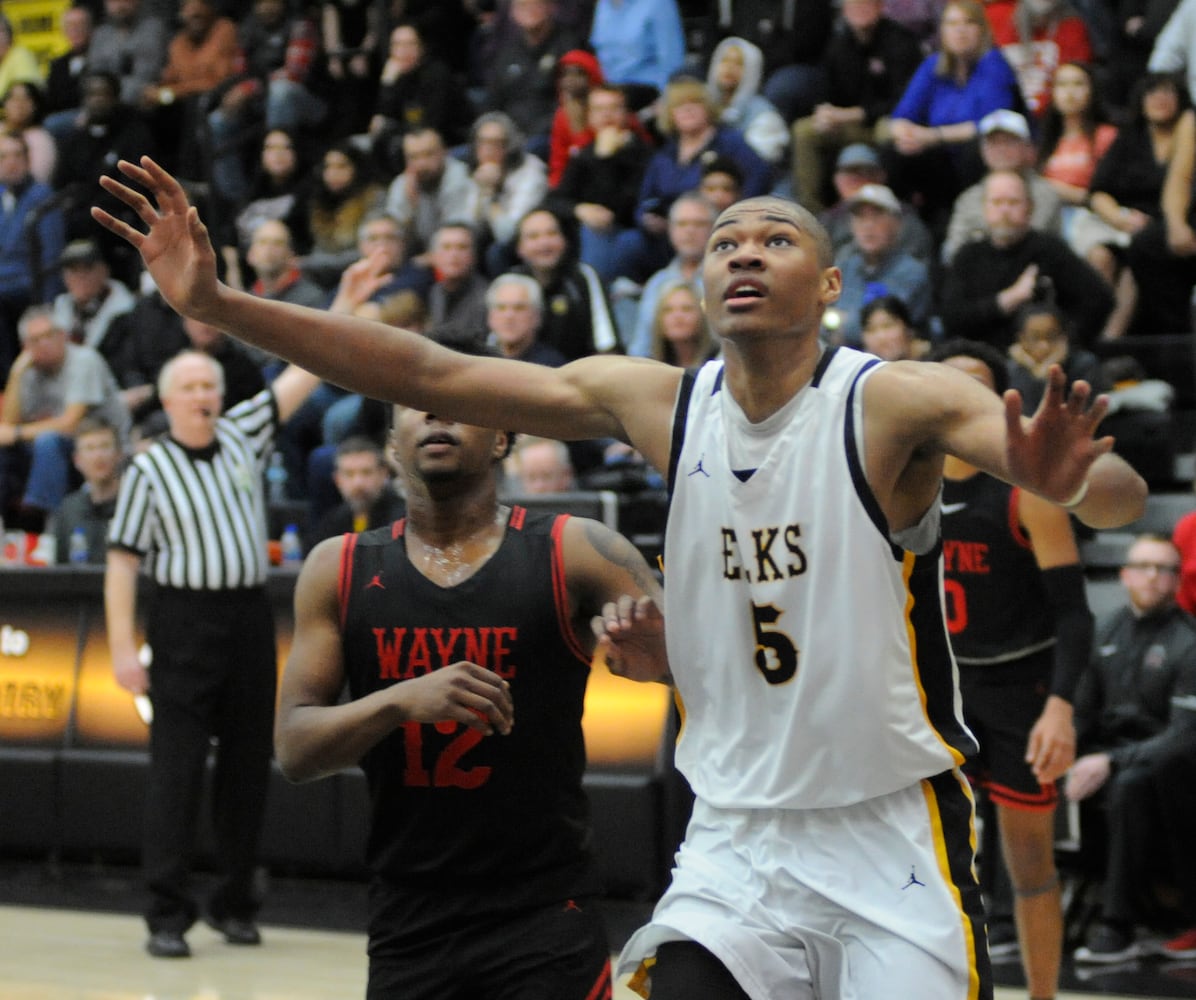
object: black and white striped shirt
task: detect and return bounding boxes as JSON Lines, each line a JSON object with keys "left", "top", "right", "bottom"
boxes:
{"left": 108, "top": 390, "right": 278, "bottom": 590}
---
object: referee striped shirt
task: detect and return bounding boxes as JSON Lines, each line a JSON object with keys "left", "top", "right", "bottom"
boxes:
{"left": 108, "top": 389, "right": 278, "bottom": 590}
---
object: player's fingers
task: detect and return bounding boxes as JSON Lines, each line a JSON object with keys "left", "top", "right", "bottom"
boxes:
{"left": 1003, "top": 389, "right": 1026, "bottom": 442}
{"left": 90, "top": 205, "right": 143, "bottom": 245}
{"left": 139, "top": 155, "right": 192, "bottom": 212}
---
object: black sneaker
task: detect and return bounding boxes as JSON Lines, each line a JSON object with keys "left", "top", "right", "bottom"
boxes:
{"left": 986, "top": 920, "right": 1019, "bottom": 960}
{"left": 206, "top": 914, "right": 262, "bottom": 946}
{"left": 146, "top": 929, "right": 190, "bottom": 958}
{"left": 1074, "top": 922, "right": 1139, "bottom": 964}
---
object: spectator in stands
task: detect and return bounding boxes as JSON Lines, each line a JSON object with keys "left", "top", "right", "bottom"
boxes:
{"left": 384, "top": 127, "right": 478, "bottom": 264}
{"left": 790, "top": 0, "right": 923, "bottom": 215}
{"left": 301, "top": 140, "right": 384, "bottom": 292}
{"left": 0, "top": 306, "right": 129, "bottom": 532}
{"left": 943, "top": 109, "right": 1065, "bottom": 263}
{"left": 485, "top": 0, "right": 581, "bottom": 156}
{"left": 1125, "top": 77, "right": 1196, "bottom": 336}
{"left": 708, "top": 0, "right": 836, "bottom": 123}
{"left": 485, "top": 272, "right": 564, "bottom": 366}
{"left": 510, "top": 206, "right": 622, "bottom": 361}
{"left": 1104, "top": 0, "right": 1179, "bottom": 110}
{"left": 626, "top": 192, "right": 716, "bottom": 358}
{"left": 0, "top": 15, "right": 43, "bottom": 100}
{"left": 138, "top": 0, "right": 239, "bottom": 179}
{"left": 631, "top": 76, "right": 772, "bottom": 278}
{"left": 463, "top": 112, "right": 548, "bottom": 275}
{"left": 0, "top": 132, "right": 65, "bottom": 383}
{"left": 43, "top": 4, "right": 92, "bottom": 118}
{"left": 826, "top": 183, "right": 932, "bottom": 346}
{"left": 205, "top": 0, "right": 327, "bottom": 208}
{"left": 1069, "top": 534, "right": 1196, "bottom": 964}
{"left": 96, "top": 274, "right": 186, "bottom": 432}
{"left": 219, "top": 128, "right": 313, "bottom": 288}
{"left": 1006, "top": 302, "right": 1105, "bottom": 413}
{"left": 51, "top": 414, "right": 123, "bottom": 564}
{"left": 1037, "top": 61, "right": 1117, "bottom": 216}
{"left": 366, "top": 21, "right": 475, "bottom": 178}
{"left": 50, "top": 239, "right": 135, "bottom": 353}
{"left": 303, "top": 435, "right": 405, "bottom": 552}
{"left": 588, "top": 0, "right": 685, "bottom": 112}
{"left": 507, "top": 435, "right": 576, "bottom": 494}
{"left": 645, "top": 282, "right": 719, "bottom": 368}
{"left": 546, "top": 49, "right": 606, "bottom": 188}
{"left": 1148, "top": 0, "right": 1196, "bottom": 103}
{"left": 819, "top": 142, "right": 936, "bottom": 262}
{"left": 49, "top": 69, "right": 156, "bottom": 288}
{"left": 1082, "top": 72, "right": 1190, "bottom": 339}
{"left": 246, "top": 219, "right": 327, "bottom": 313}
{"left": 3, "top": 83, "right": 56, "bottom": 184}
{"left": 859, "top": 293, "right": 929, "bottom": 360}
{"left": 84, "top": 0, "right": 167, "bottom": 113}
{"left": 886, "top": 0, "right": 1021, "bottom": 235}
{"left": 985, "top": 0, "right": 1093, "bottom": 117}
{"left": 940, "top": 169, "right": 1113, "bottom": 346}
{"left": 705, "top": 38, "right": 789, "bottom": 167}
{"left": 548, "top": 83, "right": 653, "bottom": 284}
{"left": 425, "top": 223, "right": 489, "bottom": 347}
{"left": 697, "top": 156, "right": 744, "bottom": 214}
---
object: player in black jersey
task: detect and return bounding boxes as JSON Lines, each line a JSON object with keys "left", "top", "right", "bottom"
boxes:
{"left": 274, "top": 402, "right": 665, "bottom": 999}
{"left": 931, "top": 340, "right": 1093, "bottom": 1000}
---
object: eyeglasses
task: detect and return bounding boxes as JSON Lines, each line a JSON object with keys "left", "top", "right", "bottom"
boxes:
{"left": 1124, "top": 562, "right": 1180, "bottom": 575}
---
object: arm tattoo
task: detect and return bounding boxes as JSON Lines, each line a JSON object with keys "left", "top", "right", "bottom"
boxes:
{"left": 582, "top": 520, "right": 660, "bottom": 597}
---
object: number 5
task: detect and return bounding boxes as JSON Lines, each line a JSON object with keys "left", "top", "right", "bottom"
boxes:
{"left": 751, "top": 602, "right": 798, "bottom": 684}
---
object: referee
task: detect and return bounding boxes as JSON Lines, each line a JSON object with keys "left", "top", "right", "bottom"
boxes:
{"left": 105, "top": 348, "right": 318, "bottom": 959}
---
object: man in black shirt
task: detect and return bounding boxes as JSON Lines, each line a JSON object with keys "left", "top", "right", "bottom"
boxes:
{"left": 1070, "top": 534, "right": 1196, "bottom": 964}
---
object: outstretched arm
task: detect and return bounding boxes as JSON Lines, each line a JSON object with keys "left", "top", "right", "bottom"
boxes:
{"left": 276, "top": 538, "right": 515, "bottom": 783}
{"left": 92, "top": 158, "right": 682, "bottom": 471}
{"left": 871, "top": 362, "right": 1146, "bottom": 531}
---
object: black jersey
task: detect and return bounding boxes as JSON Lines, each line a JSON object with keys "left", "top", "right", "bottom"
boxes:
{"left": 339, "top": 507, "right": 596, "bottom": 903}
{"left": 942, "top": 473, "right": 1055, "bottom": 664}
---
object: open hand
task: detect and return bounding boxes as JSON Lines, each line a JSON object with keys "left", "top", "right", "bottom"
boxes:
{"left": 1005, "top": 366, "right": 1112, "bottom": 507}
{"left": 91, "top": 157, "right": 221, "bottom": 323}
{"left": 592, "top": 595, "right": 668, "bottom": 683}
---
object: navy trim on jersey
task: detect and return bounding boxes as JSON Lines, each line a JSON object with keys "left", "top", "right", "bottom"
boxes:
{"left": 843, "top": 358, "right": 899, "bottom": 557}
{"left": 667, "top": 368, "right": 700, "bottom": 497}
{"left": 810, "top": 345, "right": 839, "bottom": 388}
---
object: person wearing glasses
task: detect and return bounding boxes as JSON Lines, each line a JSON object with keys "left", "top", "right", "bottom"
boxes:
{"left": 1068, "top": 534, "right": 1196, "bottom": 964}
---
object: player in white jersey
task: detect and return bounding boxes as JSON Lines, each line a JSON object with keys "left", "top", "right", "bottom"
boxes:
{"left": 93, "top": 159, "right": 1148, "bottom": 999}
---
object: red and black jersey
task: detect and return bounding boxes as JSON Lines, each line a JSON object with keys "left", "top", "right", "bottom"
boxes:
{"left": 338, "top": 506, "right": 596, "bottom": 904}
{"left": 942, "top": 473, "right": 1055, "bottom": 665}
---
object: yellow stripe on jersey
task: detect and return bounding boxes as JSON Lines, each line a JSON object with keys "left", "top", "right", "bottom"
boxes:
{"left": 903, "top": 551, "right": 967, "bottom": 767}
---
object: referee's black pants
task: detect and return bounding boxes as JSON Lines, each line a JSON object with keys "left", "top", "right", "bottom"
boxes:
{"left": 143, "top": 586, "right": 277, "bottom": 934}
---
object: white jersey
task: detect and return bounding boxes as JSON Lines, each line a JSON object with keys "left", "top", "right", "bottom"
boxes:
{"left": 664, "top": 348, "right": 976, "bottom": 810}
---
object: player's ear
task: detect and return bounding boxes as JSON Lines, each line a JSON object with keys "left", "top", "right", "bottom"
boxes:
{"left": 820, "top": 265, "right": 842, "bottom": 306}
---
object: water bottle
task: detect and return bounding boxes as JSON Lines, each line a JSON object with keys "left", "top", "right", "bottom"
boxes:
{"left": 69, "top": 526, "right": 90, "bottom": 564}
{"left": 280, "top": 524, "right": 303, "bottom": 566}
{"left": 266, "top": 451, "right": 288, "bottom": 505}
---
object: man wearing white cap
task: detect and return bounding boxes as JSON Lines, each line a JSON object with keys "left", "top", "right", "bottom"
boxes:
{"left": 828, "top": 183, "right": 932, "bottom": 345}
{"left": 942, "top": 109, "right": 1064, "bottom": 262}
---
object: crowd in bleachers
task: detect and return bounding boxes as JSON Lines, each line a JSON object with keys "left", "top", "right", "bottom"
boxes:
{"left": 0, "top": 0, "right": 1195, "bottom": 974}
{"left": 2, "top": 0, "right": 1196, "bottom": 539}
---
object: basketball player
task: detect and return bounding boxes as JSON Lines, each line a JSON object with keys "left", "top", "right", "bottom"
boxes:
{"left": 932, "top": 339, "right": 1092, "bottom": 1000}
{"left": 93, "top": 157, "right": 1146, "bottom": 999}
{"left": 275, "top": 399, "right": 665, "bottom": 998}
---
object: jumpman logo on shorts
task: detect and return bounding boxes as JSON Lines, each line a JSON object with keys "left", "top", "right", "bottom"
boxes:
{"left": 902, "top": 866, "right": 926, "bottom": 890}
{"left": 688, "top": 454, "right": 710, "bottom": 478}
{"left": 366, "top": 574, "right": 385, "bottom": 590}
